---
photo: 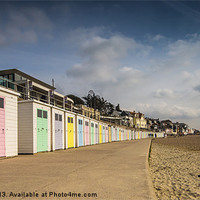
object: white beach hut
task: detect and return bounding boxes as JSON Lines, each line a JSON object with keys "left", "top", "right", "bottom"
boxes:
{"left": 0, "top": 86, "right": 19, "bottom": 157}
{"left": 18, "top": 100, "right": 51, "bottom": 154}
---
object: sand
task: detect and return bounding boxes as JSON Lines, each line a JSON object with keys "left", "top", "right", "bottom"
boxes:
{"left": 149, "top": 135, "right": 200, "bottom": 200}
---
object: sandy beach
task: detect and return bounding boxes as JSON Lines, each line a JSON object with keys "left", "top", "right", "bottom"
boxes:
{"left": 149, "top": 135, "right": 200, "bottom": 200}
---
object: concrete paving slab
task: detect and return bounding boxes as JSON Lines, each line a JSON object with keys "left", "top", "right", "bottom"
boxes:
{"left": 0, "top": 139, "right": 156, "bottom": 200}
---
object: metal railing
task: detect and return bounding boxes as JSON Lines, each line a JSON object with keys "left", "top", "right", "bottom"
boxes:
{"left": 0, "top": 76, "right": 149, "bottom": 129}
{"left": 0, "top": 76, "right": 101, "bottom": 119}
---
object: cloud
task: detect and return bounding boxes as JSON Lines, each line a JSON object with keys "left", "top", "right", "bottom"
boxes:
{"left": 0, "top": 6, "right": 52, "bottom": 46}
{"left": 152, "top": 34, "right": 165, "bottom": 41}
{"left": 136, "top": 103, "right": 200, "bottom": 120}
{"left": 61, "top": 30, "right": 200, "bottom": 128}
{"left": 67, "top": 31, "right": 149, "bottom": 85}
{"left": 149, "top": 34, "right": 200, "bottom": 74}
{"left": 153, "top": 89, "right": 175, "bottom": 99}
{"left": 167, "top": 39, "right": 200, "bottom": 60}
{"left": 193, "top": 85, "right": 200, "bottom": 92}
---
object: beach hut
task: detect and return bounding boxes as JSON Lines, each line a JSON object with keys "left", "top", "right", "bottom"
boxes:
{"left": 77, "top": 115, "right": 84, "bottom": 147}
{"left": 102, "top": 125, "right": 105, "bottom": 143}
{"left": 108, "top": 126, "right": 112, "bottom": 142}
{"left": 117, "top": 128, "right": 119, "bottom": 141}
{"left": 145, "top": 132, "right": 149, "bottom": 138}
{"left": 134, "top": 131, "right": 137, "bottom": 139}
{"left": 114, "top": 126, "right": 117, "bottom": 141}
{"left": 113, "top": 127, "right": 116, "bottom": 141}
{"left": 84, "top": 118, "right": 90, "bottom": 146}
{"left": 0, "top": 86, "right": 19, "bottom": 157}
{"left": 124, "top": 129, "right": 127, "bottom": 140}
{"left": 136, "top": 131, "right": 140, "bottom": 139}
{"left": 95, "top": 121, "right": 99, "bottom": 144}
{"left": 90, "top": 120, "right": 95, "bottom": 145}
{"left": 122, "top": 129, "right": 124, "bottom": 140}
{"left": 18, "top": 100, "right": 51, "bottom": 154}
{"left": 157, "top": 132, "right": 164, "bottom": 138}
{"left": 95, "top": 122, "right": 99, "bottom": 144}
{"left": 128, "top": 130, "right": 130, "bottom": 140}
{"left": 121, "top": 129, "right": 123, "bottom": 141}
{"left": 127, "top": 130, "right": 129, "bottom": 140}
{"left": 119, "top": 128, "right": 121, "bottom": 141}
{"left": 111, "top": 126, "right": 114, "bottom": 142}
{"left": 66, "top": 111, "right": 76, "bottom": 148}
{"left": 99, "top": 123, "right": 102, "bottom": 144}
{"left": 52, "top": 107, "right": 64, "bottom": 151}
{"left": 105, "top": 125, "right": 109, "bottom": 143}
{"left": 131, "top": 130, "right": 134, "bottom": 140}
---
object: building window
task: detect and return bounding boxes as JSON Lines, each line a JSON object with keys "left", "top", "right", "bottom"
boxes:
{"left": 37, "top": 109, "right": 42, "bottom": 118}
{"left": 59, "top": 114, "right": 62, "bottom": 121}
{"left": 0, "top": 98, "right": 4, "bottom": 108}
{"left": 43, "top": 111, "right": 47, "bottom": 119}
{"left": 0, "top": 97, "right": 4, "bottom": 109}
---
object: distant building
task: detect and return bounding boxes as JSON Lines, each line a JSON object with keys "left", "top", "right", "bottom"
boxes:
{"left": 161, "top": 120, "right": 173, "bottom": 134}
{"left": 76, "top": 104, "right": 100, "bottom": 120}
{"left": 130, "top": 111, "right": 147, "bottom": 129}
{"left": 146, "top": 118, "right": 162, "bottom": 132}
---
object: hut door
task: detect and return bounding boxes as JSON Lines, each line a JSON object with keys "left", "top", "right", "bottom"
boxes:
{"left": 37, "top": 109, "right": 43, "bottom": 152}
{"left": 78, "top": 119, "right": 83, "bottom": 147}
{"left": 68, "top": 117, "right": 74, "bottom": 148}
{"left": 102, "top": 126, "right": 105, "bottom": 143}
{"left": 99, "top": 125, "right": 102, "bottom": 144}
{"left": 42, "top": 110, "right": 48, "bottom": 151}
{"left": 0, "top": 97, "right": 5, "bottom": 157}
{"left": 37, "top": 109, "right": 48, "bottom": 152}
{"left": 85, "top": 121, "right": 89, "bottom": 145}
{"left": 55, "top": 114, "right": 63, "bottom": 150}
{"left": 91, "top": 123, "right": 94, "bottom": 145}
{"left": 95, "top": 124, "right": 98, "bottom": 144}
{"left": 117, "top": 128, "right": 119, "bottom": 141}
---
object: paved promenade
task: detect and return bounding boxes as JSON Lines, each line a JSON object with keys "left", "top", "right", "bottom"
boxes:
{"left": 0, "top": 139, "right": 156, "bottom": 200}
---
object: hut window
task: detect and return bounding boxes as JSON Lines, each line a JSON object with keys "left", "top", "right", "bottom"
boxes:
{"left": 55, "top": 113, "right": 58, "bottom": 121}
{"left": 95, "top": 124, "right": 98, "bottom": 128}
{"left": 79, "top": 119, "right": 82, "bottom": 125}
{"left": 85, "top": 121, "right": 88, "bottom": 126}
{"left": 43, "top": 111, "right": 47, "bottom": 119}
{"left": 91, "top": 123, "right": 94, "bottom": 127}
{"left": 0, "top": 98, "right": 4, "bottom": 108}
{"left": 59, "top": 115, "right": 62, "bottom": 121}
{"left": 37, "top": 109, "right": 42, "bottom": 118}
{"left": 68, "top": 117, "right": 71, "bottom": 123}
{"left": 103, "top": 126, "right": 105, "bottom": 129}
{"left": 71, "top": 118, "right": 73, "bottom": 123}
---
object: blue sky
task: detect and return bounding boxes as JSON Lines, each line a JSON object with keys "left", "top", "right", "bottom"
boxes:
{"left": 1, "top": 1, "right": 200, "bottom": 129}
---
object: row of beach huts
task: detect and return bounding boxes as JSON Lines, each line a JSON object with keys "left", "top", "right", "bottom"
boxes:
{"left": 0, "top": 69, "right": 164, "bottom": 158}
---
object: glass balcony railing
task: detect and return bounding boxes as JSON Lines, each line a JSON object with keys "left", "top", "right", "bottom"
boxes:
{"left": 0, "top": 76, "right": 15, "bottom": 90}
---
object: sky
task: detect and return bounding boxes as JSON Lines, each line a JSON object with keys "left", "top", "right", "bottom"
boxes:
{"left": 0, "top": 1, "right": 200, "bottom": 129}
